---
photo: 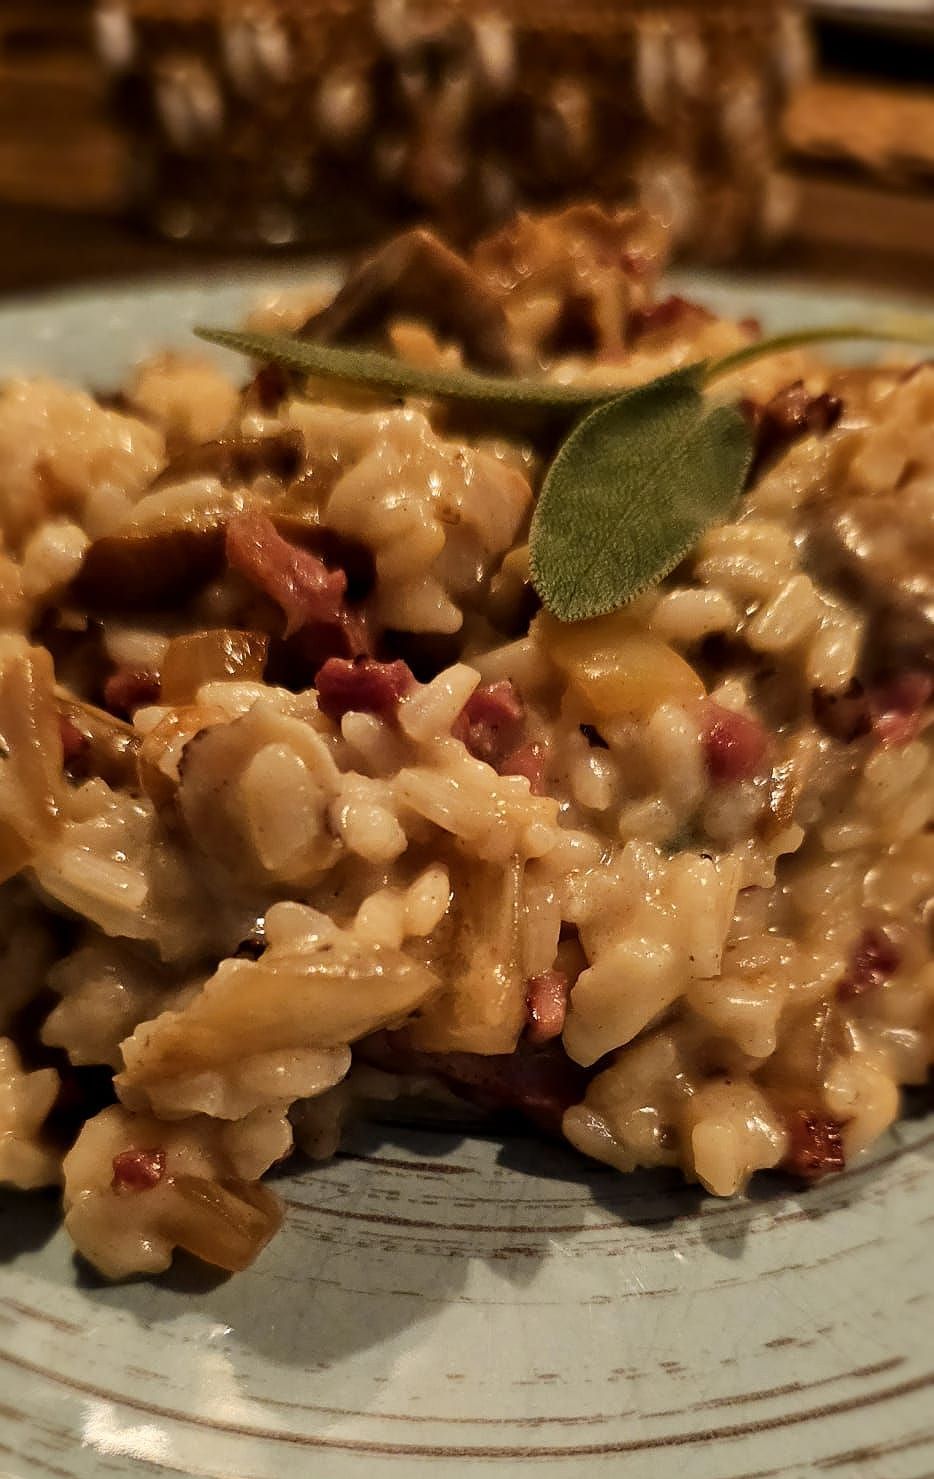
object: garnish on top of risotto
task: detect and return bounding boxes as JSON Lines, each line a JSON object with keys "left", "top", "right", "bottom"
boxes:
{"left": 0, "top": 206, "right": 931, "bottom": 1279}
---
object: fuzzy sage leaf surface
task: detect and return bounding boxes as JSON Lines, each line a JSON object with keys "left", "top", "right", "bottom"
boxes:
{"left": 199, "top": 318, "right": 934, "bottom": 417}
{"left": 196, "top": 328, "right": 609, "bottom": 417}
{"left": 529, "top": 373, "right": 753, "bottom": 622}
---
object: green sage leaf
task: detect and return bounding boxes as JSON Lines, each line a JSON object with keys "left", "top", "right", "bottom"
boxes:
{"left": 197, "top": 318, "right": 934, "bottom": 433}
{"left": 529, "top": 375, "right": 753, "bottom": 623}
{"left": 196, "top": 327, "right": 612, "bottom": 416}
{"left": 706, "top": 314, "right": 934, "bottom": 381}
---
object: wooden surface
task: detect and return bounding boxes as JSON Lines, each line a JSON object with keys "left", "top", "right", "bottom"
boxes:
{"left": 786, "top": 79, "right": 934, "bottom": 184}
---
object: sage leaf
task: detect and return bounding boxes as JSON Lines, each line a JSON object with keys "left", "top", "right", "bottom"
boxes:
{"left": 706, "top": 314, "right": 934, "bottom": 382}
{"left": 529, "top": 375, "right": 753, "bottom": 623}
{"left": 196, "top": 327, "right": 611, "bottom": 417}
{"left": 197, "top": 318, "right": 934, "bottom": 428}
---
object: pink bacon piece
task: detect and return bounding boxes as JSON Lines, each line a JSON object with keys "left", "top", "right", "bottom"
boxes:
{"left": 225, "top": 512, "right": 350, "bottom": 640}
{"left": 500, "top": 740, "right": 548, "bottom": 795}
{"left": 871, "top": 672, "right": 933, "bottom": 748}
{"left": 59, "top": 715, "right": 89, "bottom": 764}
{"left": 781, "top": 1111, "right": 845, "bottom": 1182}
{"left": 453, "top": 680, "right": 525, "bottom": 768}
{"left": 103, "top": 667, "right": 161, "bottom": 717}
{"left": 111, "top": 1147, "right": 166, "bottom": 1192}
{"left": 315, "top": 656, "right": 415, "bottom": 722}
{"left": 525, "top": 970, "right": 570, "bottom": 1045}
{"left": 701, "top": 702, "right": 768, "bottom": 784}
{"left": 837, "top": 927, "right": 900, "bottom": 1002}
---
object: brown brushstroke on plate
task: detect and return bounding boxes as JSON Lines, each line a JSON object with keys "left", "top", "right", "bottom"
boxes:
{"left": 1, "top": 1348, "right": 931, "bottom": 1461}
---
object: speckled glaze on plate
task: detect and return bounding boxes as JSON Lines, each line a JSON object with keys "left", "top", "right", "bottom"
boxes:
{"left": 0, "top": 270, "right": 931, "bottom": 1479}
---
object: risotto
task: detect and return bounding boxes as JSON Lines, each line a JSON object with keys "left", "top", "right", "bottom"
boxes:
{"left": 0, "top": 207, "right": 931, "bottom": 1279}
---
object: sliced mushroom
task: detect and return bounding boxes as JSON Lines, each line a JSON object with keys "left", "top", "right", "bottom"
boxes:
{"left": 137, "top": 703, "right": 227, "bottom": 812}
{"left": 71, "top": 524, "right": 227, "bottom": 610}
{"left": 160, "top": 1175, "right": 284, "bottom": 1272}
{"left": 118, "top": 934, "right": 440, "bottom": 1089}
{"left": 150, "top": 430, "right": 305, "bottom": 492}
{"left": 804, "top": 368, "right": 934, "bottom": 670}
{"left": 406, "top": 853, "right": 526, "bottom": 1055}
{"left": 55, "top": 690, "right": 141, "bottom": 789}
{"left": 0, "top": 646, "right": 65, "bottom": 881}
{"left": 808, "top": 503, "right": 934, "bottom": 671}
{"left": 358, "top": 1032, "right": 587, "bottom": 1135}
{"left": 300, "top": 227, "right": 515, "bottom": 373}
{"left": 471, "top": 204, "right": 667, "bottom": 359}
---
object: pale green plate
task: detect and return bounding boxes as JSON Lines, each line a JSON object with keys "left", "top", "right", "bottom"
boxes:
{"left": 0, "top": 269, "right": 931, "bottom": 1479}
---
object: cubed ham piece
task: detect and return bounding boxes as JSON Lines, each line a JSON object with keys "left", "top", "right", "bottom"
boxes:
{"left": 500, "top": 740, "right": 547, "bottom": 794}
{"left": 838, "top": 927, "right": 900, "bottom": 1001}
{"left": 225, "top": 512, "right": 349, "bottom": 639}
{"left": 744, "top": 381, "right": 842, "bottom": 473}
{"left": 103, "top": 667, "right": 161, "bottom": 717}
{"left": 781, "top": 1110, "right": 845, "bottom": 1182}
{"left": 315, "top": 656, "right": 415, "bottom": 722}
{"left": 453, "top": 680, "right": 525, "bottom": 768}
{"left": 111, "top": 1147, "right": 166, "bottom": 1191}
{"left": 871, "top": 672, "right": 933, "bottom": 747}
{"left": 525, "top": 970, "right": 570, "bottom": 1045}
{"left": 702, "top": 702, "right": 768, "bottom": 784}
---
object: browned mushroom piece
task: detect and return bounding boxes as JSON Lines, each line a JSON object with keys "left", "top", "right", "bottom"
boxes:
{"left": 150, "top": 431, "right": 306, "bottom": 492}
{"left": 743, "top": 381, "right": 842, "bottom": 475}
{"left": 72, "top": 525, "right": 227, "bottom": 611}
{"left": 808, "top": 495, "right": 934, "bottom": 671}
{"left": 800, "top": 367, "right": 934, "bottom": 670}
{"left": 358, "top": 1032, "right": 586, "bottom": 1136}
{"left": 405, "top": 854, "right": 527, "bottom": 1056}
{"left": 298, "top": 227, "right": 515, "bottom": 373}
{"left": 55, "top": 691, "right": 141, "bottom": 789}
{"left": 473, "top": 203, "right": 659, "bottom": 286}
{"left": 471, "top": 203, "right": 667, "bottom": 357}
{"left": 0, "top": 648, "right": 65, "bottom": 884}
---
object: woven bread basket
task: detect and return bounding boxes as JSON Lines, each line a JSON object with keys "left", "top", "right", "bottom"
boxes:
{"left": 94, "top": 0, "right": 811, "bottom": 258}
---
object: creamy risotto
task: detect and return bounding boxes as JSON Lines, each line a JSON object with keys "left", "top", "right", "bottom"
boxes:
{"left": 0, "top": 207, "right": 931, "bottom": 1278}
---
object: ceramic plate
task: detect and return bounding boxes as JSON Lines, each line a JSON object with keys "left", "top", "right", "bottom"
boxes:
{"left": 0, "top": 269, "right": 931, "bottom": 1479}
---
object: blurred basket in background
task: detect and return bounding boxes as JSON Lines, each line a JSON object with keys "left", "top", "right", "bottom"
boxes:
{"left": 94, "top": 0, "right": 811, "bottom": 259}
{"left": 0, "top": 1, "right": 121, "bottom": 212}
